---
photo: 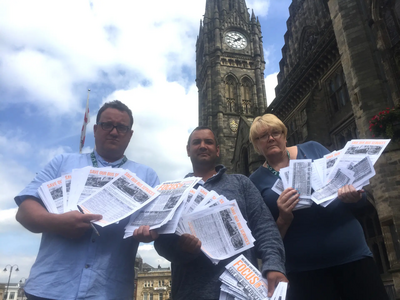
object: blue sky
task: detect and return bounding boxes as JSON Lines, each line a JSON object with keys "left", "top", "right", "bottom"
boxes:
{"left": 0, "top": 0, "right": 292, "bottom": 283}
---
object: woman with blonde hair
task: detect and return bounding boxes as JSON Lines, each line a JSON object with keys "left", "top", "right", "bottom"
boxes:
{"left": 248, "top": 113, "right": 388, "bottom": 300}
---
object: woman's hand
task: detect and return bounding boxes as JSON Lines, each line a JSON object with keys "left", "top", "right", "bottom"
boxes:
{"left": 277, "top": 188, "right": 300, "bottom": 222}
{"left": 338, "top": 184, "right": 363, "bottom": 203}
{"left": 276, "top": 188, "right": 299, "bottom": 237}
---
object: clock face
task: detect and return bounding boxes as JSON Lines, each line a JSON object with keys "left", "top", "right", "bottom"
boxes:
{"left": 225, "top": 31, "right": 247, "bottom": 50}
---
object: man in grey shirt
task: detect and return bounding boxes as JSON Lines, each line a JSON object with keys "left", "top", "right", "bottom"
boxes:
{"left": 154, "top": 126, "right": 287, "bottom": 300}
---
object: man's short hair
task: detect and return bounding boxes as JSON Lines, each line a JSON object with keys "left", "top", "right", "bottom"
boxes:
{"left": 96, "top": 100, "right": 134, "bottom": 128}
{"left": 187, "top": 126, "right": 219, "bottom": 146}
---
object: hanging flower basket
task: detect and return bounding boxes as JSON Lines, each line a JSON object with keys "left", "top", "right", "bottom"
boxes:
{"left": 369, "top": 105, "right": 400, "bottom": 141}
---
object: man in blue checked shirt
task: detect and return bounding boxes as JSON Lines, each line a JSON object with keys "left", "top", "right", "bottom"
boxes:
{"left": 15, "top": 100, "right": 159, "bottom": 300}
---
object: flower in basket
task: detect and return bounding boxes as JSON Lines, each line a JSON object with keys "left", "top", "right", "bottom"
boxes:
{"left": 369, "top": 105, "right": 400, "bottom": 140}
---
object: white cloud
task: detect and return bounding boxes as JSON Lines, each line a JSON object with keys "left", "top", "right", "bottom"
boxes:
{"left": 265, "top": 72, "right": 278, "bottom": 106}
{"left": 37, "top": 146, "right": 73, "bottom": 167}
{"left": 0, "top": 208, "right": 19, "bottom": 232}
{"left": 1, "top": 50, "right": 78, "bottom": 113}
{"left": 0, "top": 133, "right": 31, "bottom": 157}
{"left": 0, "top": 157, "right": 35, "bottom": 210}
{"left": 103, "top": 80, "right": 198, "bottom": 181}
{"left": 247, "top": 0, "right": 271, "bottom": 17}
{"left": 0, "top": 209, "right": 41, "bottom": 283}
{"left": 0, "top": 0, "right": 206, "bottom": 116}
{"left": 138, "top": 243, "right": 171, "bottom": 268}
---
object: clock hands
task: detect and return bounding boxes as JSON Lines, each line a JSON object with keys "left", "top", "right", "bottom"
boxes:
{"left": 225, "top": 31, "right": 247, "bottom": 49}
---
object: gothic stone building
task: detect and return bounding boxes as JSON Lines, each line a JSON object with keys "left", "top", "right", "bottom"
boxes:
{"left": 196, "top": 0, "right": 267, "bottom": 172}
{"left": 197, "top": 0, "right": 400, "bottom": 298}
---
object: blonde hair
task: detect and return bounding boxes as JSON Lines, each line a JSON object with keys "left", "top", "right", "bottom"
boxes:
{"left": 249, "top": 114, "right": 288, "bottom": 154}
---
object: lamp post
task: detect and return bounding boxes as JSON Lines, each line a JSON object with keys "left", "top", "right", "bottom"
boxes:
{"left": 18, "top": 278, "right": 27, "bottom": 300}
{"left": 3, "top": 265, "right": 19, "bottom": 300}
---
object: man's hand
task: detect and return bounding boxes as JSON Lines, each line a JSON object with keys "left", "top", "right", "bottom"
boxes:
{"left": 16, "top": 199, "right": 102, "bottom": 239}
{"left": 266, "top": 271, "right": 288, "bottom": 297}
{"left": 56, "top": 211, "right": 102, "bottom": 239}
{"left": 133, "top": 225, "right": 159, "bottom": 243}
{"left": 338, "top": 184, "right": 363, "bottom": 203}
{"left": 177, "top": 233, "right": 202, "bottom": 254}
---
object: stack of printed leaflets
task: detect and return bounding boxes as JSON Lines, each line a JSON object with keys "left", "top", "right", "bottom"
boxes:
{"left": 219, "top": 254, "right": 287, "bottom": 300}
{"left": 38, "top": 169, "right": 256, "bottom": 265}
{"left": 271, "top": 139, "right": 390, "bottom": 209}
{"left": 125, "top": 182, "right": 256, "bottom": 265}
{"left": 38, "top": 166, "right": 160, "bottom": 227}
{"left": 123, "top": 177, "right": 202, "bottom": 236}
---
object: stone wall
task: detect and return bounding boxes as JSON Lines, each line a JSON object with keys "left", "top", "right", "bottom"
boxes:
{"left": 371, "top": 144, "right": 400, "bottom": 296}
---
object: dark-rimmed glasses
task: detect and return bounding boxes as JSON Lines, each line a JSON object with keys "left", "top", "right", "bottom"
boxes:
{"left": 255, "top": 131, "right": 282, "bottom": 142}
{"left": 98, "top": 122, "right": 130, "bottom": 134}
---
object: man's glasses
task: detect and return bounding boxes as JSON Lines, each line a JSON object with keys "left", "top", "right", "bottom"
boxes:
{"left": 256, "top": 131, "right": 282, "bottom": 142}
{"left": 98, "top": 122, "right": 130, "bottom": 134}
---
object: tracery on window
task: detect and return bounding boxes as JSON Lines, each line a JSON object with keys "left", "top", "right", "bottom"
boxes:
{"left": 225, "top": 75, "right": 237, "bottom": 112}
{"left": 241, "top": 77, "right": 252, "bottom": 114}
{"left": 286, "top": 109, "right": 308, "bottom": 146}
{"left": 332, "top": 122, "right": 357, "bottom": 150}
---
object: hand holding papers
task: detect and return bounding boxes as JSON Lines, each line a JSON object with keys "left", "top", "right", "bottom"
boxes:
{"left": 311, "top": 139, "right": 386, "bottom": 205}
{"left": 127, "top": 182, "right": 256, "bottom": 265}
{"left": 272, "top": 139, "right": 390, "bottom": 207}
{"left": 37, "top": 167, "right": 254, "bottom": 264}
{"left": 79, "top": 170, "right": 159, "bottom": 227}
{"left": 38, "top": 167, "right": 159, "bottom": 227}
{"left": 133, "top": 225, "right": 160, "bottom": 243}
{"left": 219, "top": 254, "right": 288, "bottom": 300}
{"left": 77, "top": 205, "right": 100, "bottom": 236}
{"left": 124, "top": 177, "right": 201, "bottom": 236}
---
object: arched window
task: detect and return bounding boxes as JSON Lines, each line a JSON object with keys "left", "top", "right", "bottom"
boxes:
{"left": 326, "top": 70, "right": 349, "bottom": 113}
{"left": 241, "top": 77, "right": 252, "bottom": 114}
{"left": 225, "top": 75, "right": 237, "bottom": 112}
{"left": 382, "top": 0, "right": 400, "bottom": 46}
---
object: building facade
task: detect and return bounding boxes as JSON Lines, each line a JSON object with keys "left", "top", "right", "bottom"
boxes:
{"left": 135, "top": 258, "right": 171, "bottom": 300}
{"left": 0, "top": 281, "right": 26, "bottom": 300}
{"left": 198, "top": 0, "right": 400, "bottom": 298}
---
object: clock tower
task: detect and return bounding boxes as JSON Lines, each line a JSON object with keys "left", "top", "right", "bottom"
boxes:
{"left": 196, "top": 0, "right": 267, "bottom": 171}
